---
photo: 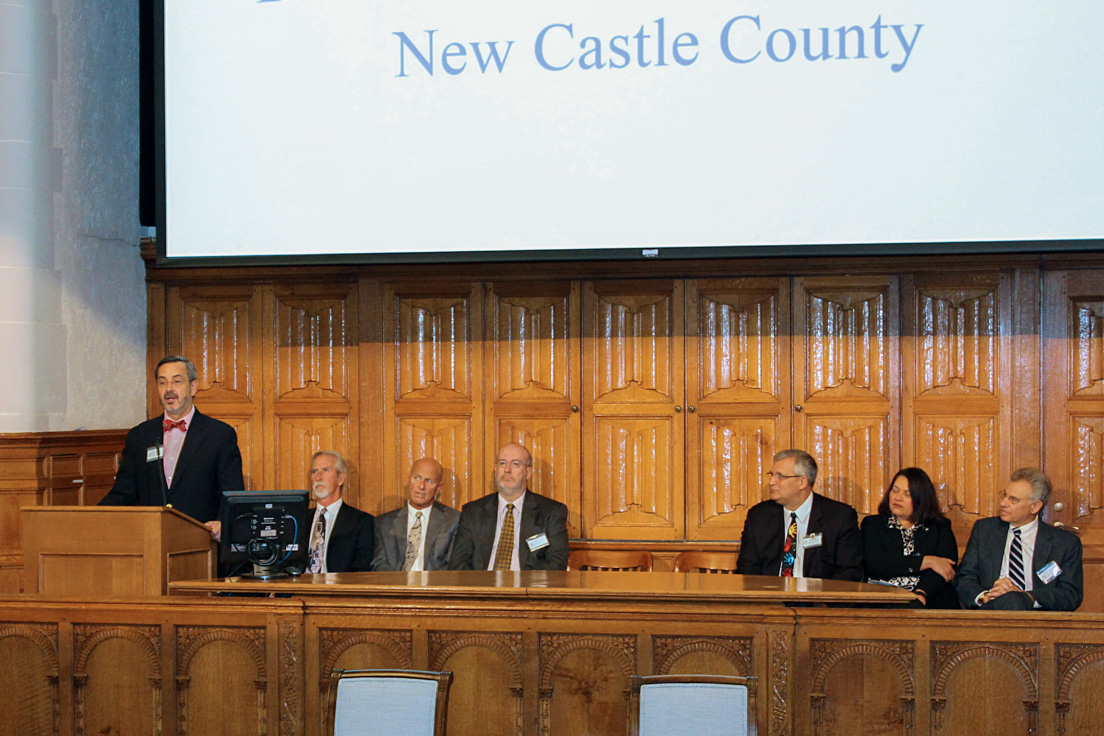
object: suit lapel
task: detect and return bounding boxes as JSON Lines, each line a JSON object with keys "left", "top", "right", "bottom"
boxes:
{"left": 1031, "top": 522, "right": 1053, "bottom": 582}
{"left": 390, "top": 509, "right": 410, "bottom": 564}
{"left": 802, "top": 494, "right": 822, "bottom": 577}
{"left": 477, "top": 495, "right": 499, "bottom": 568}
{"left": 170, "top": 410, "right": 206, "bottom": 490}
{"left": 518, "top": 493, "right": 539, "bottom": 567}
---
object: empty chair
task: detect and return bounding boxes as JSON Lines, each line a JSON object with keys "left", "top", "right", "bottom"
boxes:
{"left": 672, "top": 551, "right": 740, "bottom": 574}
{"left": 631, "top": 674, "right": 757, "bottom": 736}
{"left": 568, "top": 549, "right": 653, "bottom": 571}
{"left": 328, "top": 669, "right": 452, "bottom": 736}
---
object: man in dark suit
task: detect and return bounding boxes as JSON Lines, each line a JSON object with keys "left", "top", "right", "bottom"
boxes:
{"left": 371, "top": 458, "right": 460, "bottom": 571}
{"left": 305, "top": 450, "right": 374, "bottom": 573}
{"left": 736, "top": 449, "right": 863, "bottom": 581}
{"left": 99, "top": 355, "right": 243, "bottom": 539}
{"left": 448, "top": 442, "right": 569, "bottom": 571}
{"left": 955, "top": 468, "right": 1083, "bottom": 611}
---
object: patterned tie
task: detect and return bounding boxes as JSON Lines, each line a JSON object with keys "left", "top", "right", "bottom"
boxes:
{"left": 162, "top": 417, "right": 187, "bottom": 432}
{"left": 493, "top": 503, "right": 515, "bottom": 571}
{"left": 1009, "top": 527, "right": 1026, "bottom": 590}
{"left": 307, "top": 507, "right": 327, "bottom": 573}
{"left": 402, "top": 510, "right": 423, "bottom": 571}
{"left": 780, "top": 512, "right": 798, "bottom": 577}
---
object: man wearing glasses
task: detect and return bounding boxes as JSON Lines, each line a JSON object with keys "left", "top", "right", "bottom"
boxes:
{"left": 448, "top": 442, "right": 569, "bottom": 571}
{"left": 736, "top": 449, "right": 863, "bottom": 581}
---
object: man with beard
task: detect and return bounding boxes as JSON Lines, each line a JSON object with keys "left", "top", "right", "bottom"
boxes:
{"left": 100, "top": 355, "right": 243, "bottom": 540}
{"left": 448, "top": 442, "right": 569, "bottom": 571}
{"left": 304, "top": 450, "right": 374, "bottom": 573}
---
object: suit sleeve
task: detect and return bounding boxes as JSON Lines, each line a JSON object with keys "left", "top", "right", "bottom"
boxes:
{"left": 527, "top": 501, "right": 568, "bottom": 571}
{"left": 954, "top": 525, "right": 987, "bottom": 608}
{"left": 913, "top": 519, "right": 959, "bottom": 603}
{"left": 1033, "top": 531, "right": 1083, "bottom": 612}
{"left": 214, "top": 425, "right": 245, "bottom": 494}
{"left": 98, "top": 429, "right": 144, "bottom": 507}
{"left": 447, "top": 507, "right": 476, "bottom": 570}
{"left": 370, "top": 516, "right": 392, "bottom": 571}
{"left": 829, "top": 506, "right": 864, "bottom": 581}
{"left": 348, "top": 512, "right": 375, "bottom": 572}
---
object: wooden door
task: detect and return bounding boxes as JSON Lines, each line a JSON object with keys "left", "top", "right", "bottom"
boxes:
{"left": 484, "top": 281, "right": 582, "bottom": 535}
{"left": 793, "top": 276, "right": 900, "bottom": 515}
{"left": 582, "top": 280, "right": 684, "bottom": 540}
{"left": 685, "top": 278, "right": 792, "bottom": 540}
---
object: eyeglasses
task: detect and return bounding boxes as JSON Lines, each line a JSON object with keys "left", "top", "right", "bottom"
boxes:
{"left": 765, "top": 472, "right": 803, "bottom": 481}
{"left": 496, "top": 459, "right": 528, "bottom": 470}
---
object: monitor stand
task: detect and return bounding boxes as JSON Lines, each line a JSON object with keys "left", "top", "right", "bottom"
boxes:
{"left": 241, "top": 564, "right": 289, "bottom": 580}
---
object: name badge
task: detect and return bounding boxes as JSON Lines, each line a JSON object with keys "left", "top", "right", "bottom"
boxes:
{"left": 526, "top": 533, "right": 550, "bottom": 552}
{"left": 146, "top": 445, "right": 164, "bottom": 462}
{"left": 802, "top": 533, "right": 823, "bottom": 549}
{"left": 1037, "top": 561, "right": 1062, "bottom": 584}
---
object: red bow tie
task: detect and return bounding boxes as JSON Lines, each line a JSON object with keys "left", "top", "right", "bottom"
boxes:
{"left": 163, "top": 417, "right": 187, "bottom": 432}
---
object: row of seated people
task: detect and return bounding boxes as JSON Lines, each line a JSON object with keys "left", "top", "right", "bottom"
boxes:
{"left": 102, "top": 356, "right": 1083, "bottom": 612}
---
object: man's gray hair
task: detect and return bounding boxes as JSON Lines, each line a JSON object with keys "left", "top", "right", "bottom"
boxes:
{"left": 1010, "top": 467, "right": 1051, "bottom": 505}
{"left": 773, "top": 449, "right": 817, "bottom": 486}
{"left": 311, "top": 450, "right": 348, "bottom": 476}
{"left": 155, "top": 355, "right": 197, "bottom": 382}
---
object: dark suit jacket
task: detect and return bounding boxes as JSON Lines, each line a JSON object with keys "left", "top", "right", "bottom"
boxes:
{"left": 954, "top": 516, "right": 1083, "bottom": 611}
{"left": 736, "top": 494, "right": 863, "bottom": 581}
{"left": 324, "top": 502, "right": 375, "bottom": 573}
{"left": 447, "top": 490, "right": 569, "bottom": 571}
{"left": 861, "top": 514, "right": 960, "bottom": 608}
{"left": 371, "top": 502, "right": 460, "bottom": 571}
{"left": 99, "top": 409, "right": 244, "bottom": 523}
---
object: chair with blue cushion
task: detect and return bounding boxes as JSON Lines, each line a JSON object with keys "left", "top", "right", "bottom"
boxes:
{"left": 631, "top": 674, "right": 757, "bottom": 736}
{"left": 327, "top": 669, "right": 452, "bottom": 736}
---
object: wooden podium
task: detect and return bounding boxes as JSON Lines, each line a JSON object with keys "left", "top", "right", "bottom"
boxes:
{"left": 21, "top": 506, "right": 214, "bottom": 596}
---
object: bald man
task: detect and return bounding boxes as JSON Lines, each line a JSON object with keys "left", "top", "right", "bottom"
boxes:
{"left": 448, "top": 442, "right": 569, "bottom": 571}
{"left": 371, "top": 458, "right": 460, "bottom": 571}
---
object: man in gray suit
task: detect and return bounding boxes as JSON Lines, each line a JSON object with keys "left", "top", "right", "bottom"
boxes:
{"left": 371, "top": 458, "right": 460, "bottom": 571}
{"left": 955, "top": 467, "right": 1083, "bottom": 611}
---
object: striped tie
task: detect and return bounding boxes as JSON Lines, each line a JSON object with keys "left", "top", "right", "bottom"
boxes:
{"left": 493, "top": 504, "right": 515, "bottom": 571}
{"left": 1009, "top": 527, "right": 1026, "bottom": 590}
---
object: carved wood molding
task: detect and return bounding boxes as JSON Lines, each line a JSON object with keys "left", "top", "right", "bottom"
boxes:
{"left": 73, "top": 624, "right": 162, "bottom": 736}
{"left": 316, "top": 628, "right": 414, "bottom": 688}
{"left": 768, "top": 629, "right": 790, "bottom": 736}
{"left": 430, "top": 631, "right": 525, "bottom": 736}
{"left": 1055, "top": 643, "right": 1104, "bottom": 736}
{"left": 175, "top": 626, "right": 267, "bottom": 736}
{"left": 537, "top": 633, "right": 636, "bottom": 736}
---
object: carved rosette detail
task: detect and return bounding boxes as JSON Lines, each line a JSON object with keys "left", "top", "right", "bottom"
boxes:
{"left": 768, "top": 630, "right": 789, "bottom": 736}
{"left": 73, "top": 625, "right": 162, "bottom": 736}
{"left": 430, "top": 632, "right": 525, "bottom": 736}
{"left": 0, "top": 623, "right": 61, "bottom": 735}
{"left": 931, "top": 642, "right": 1038, "bottom": 733}
{"left": 278, "top": 619, "right": 301, "bottom": 736}
{"left": 809, "top": 639, "right": 915, "bottom": 735}
{"left": 652, "top": 636, "right": 753, "bottom": 676}
{"left": 176, "top": 626, "right": 267, "bottom": 736}
{"left": 1055, "top": 643, "right": 1104, "bottom": 736}
{"left": 537, "top": 634, "right": 636, "bottom": 736}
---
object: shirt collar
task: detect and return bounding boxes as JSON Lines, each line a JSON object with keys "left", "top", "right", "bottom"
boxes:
{"left": 788, "top": 491, "right": 815, "bottom": 523}
{"left": 163, "top": 405, "right": 196, "bottom": 429}
{"left": 498, "top": 490, "right": 526, "bottom": 514}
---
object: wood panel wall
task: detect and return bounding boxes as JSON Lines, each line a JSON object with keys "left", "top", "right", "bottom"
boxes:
{"left": 143, "top": 248, "right": 1104, "bottom": 595}
{"left": 2, "top": 595, "right": 1104, "bottom": 736}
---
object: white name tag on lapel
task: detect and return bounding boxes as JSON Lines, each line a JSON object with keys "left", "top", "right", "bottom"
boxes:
{"left": 1037, "top": 561, "right": 1062, "bottom": 584}
{"left": 146, "top": 445, "right": 163, "bottom": 462}
{"left": 802, "top": 532, "right": 823, "bottom": 549}
{"left": 526, "top": 533, "right": 550, "bottom": 551}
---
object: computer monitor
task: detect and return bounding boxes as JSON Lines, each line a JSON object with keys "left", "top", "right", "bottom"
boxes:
{"left": 219, "top": 490, "right": 310, "bottom": 579}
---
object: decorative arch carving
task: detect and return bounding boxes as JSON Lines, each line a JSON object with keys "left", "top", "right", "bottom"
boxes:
{"left": 72, "top": 625, "right": 162, "bottom": 736}
{"left": 1055, "top": 643, "right": 1104, "bottom": 736}
{"left": 429, "top": 632, "right": 523, "bottom": 688}
{"left": 175, "top": 626, "right": 268, "bottom": 736}
{"left": 537, "top": 634, "right": 636, "bottom": 736}
{"left": 317, "top": 629, "right": 413, "bottom": 688}
{"left": 0, "top": 624, "right": 61, "bottom": 736}
{"left": 652, "top": 636, "right": 752, "bottom": 676}
{"left": 808, "top": 639, "right": 915, "bottom": 734}
{"left": 931, "top": 642, "right": 1038, "bottom": 733}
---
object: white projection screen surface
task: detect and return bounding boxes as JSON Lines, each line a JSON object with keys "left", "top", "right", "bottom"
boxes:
{"left": 157, "top": 0, "right": 1104, "bottom": 262}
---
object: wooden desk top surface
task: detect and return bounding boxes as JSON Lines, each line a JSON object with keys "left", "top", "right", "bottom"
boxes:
{"left": 170, "top": 570, "right": 916, "bottom": 605}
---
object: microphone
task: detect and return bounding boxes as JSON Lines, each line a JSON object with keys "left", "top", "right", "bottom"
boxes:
{"left": 156, "top": 442, "right": 169, "bottom": 507}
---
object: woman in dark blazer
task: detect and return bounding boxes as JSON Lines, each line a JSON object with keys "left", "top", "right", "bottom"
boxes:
{"left": 862, "top": 467, "right": 960, "bottom": 608}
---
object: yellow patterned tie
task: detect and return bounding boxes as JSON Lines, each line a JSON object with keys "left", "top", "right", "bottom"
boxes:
{"left": 493, "top": 503, "right": 515, "bottom": 571}
{"left": 402, "top": 511, "right": 423, "bottom": 571}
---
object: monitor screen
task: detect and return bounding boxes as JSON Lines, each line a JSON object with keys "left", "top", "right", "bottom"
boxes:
{"left": 155, "top": 0, "right": 1104, "bottom": 263}
{"left": 219, "top": 490, "right": 311, "bottom": 578}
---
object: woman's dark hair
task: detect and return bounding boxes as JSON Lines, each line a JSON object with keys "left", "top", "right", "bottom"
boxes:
{"left": 877, "top": 467, "right": 946, "bottom": 525}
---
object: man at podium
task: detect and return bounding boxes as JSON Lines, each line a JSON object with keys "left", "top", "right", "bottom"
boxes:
{"left": 99, "top": 355, "right": 244, "bottom": 540}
